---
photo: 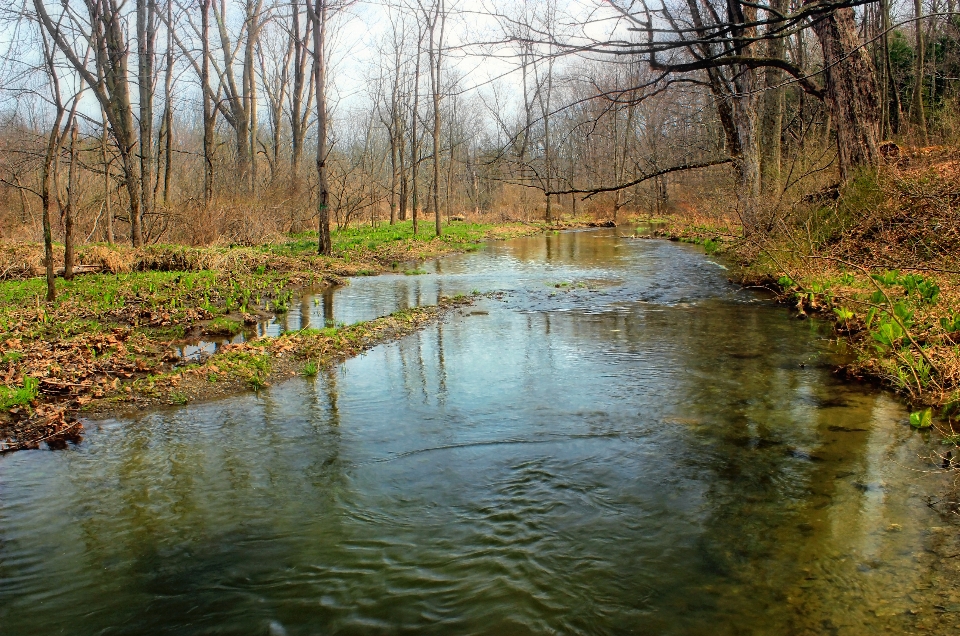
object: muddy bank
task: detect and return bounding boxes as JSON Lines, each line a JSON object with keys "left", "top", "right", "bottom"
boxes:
{"left": 0, "top": 295, "right": 475, "bottom": 452}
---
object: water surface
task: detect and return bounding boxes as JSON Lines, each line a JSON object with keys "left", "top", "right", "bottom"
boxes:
{"left": 2, "top": 229, "right": 957, "bottom": 635}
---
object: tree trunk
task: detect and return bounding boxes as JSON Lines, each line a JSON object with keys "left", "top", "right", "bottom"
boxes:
{"left": 41, "top": 112, "right": 64, "bottom": 302}
{"left": 810, "top": 5, "right": 881, "bottom": 179}
{"left": 64, "top": 122, "right": 79, "bottom": 281}
{"left": 162, "top": 0, "right": 174, "bottom": 204}
{"left": 912, "top": 0, "right": 928, "bottom": 143}
{"left": 411, "top": 36, "right": 422, "bottom": 237}
{"left": 201, "top": 0, "right": 215, "bottom": 206}
{"left": 311, "top": 0, "right": 331, "bottom": 255}
{"left": 428, "top": 0, "right": 444, "bottom": 237}
{"left": 137, "top": 0, "right": 156, "bottom": 244}
{"left": 389, "top": 133, "right": 398, "bottom": 225}
{"left": 102, "top": 110, "right": 115, "bottom": 244}
{"left": 760, "top": 0, "right": 786, "bottom": 193}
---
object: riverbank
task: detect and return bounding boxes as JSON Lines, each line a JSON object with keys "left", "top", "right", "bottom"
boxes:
{"left": 0, "top": 220, "right": 535, "bottom": 451}
{"left": 635, "top": 150, "right": 960, "bottom": 434}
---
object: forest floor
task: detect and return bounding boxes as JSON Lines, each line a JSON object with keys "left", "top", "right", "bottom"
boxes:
{"left": 634, "top": 145, "right": 960, "bottom": 440}
{"left": 0, "top": 219, "right": 560, "bottom": 451}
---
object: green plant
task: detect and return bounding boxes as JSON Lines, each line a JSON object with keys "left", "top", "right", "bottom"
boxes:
{"left": 872, "top": 319, "right": 904, "bottom": 349}
{"left": 207, "top": 317, "right": 243, "bottom": 335}
{"left": 833, "top": 307, "right": 854, "bottom": 323}
{"left": 404, "top": 269, "right": 427, "bottom": 276}
{"left": 892, "top": 301, "right": 914, "bottom": 328}
{"left": 910, "top": 408, "right": 933, "bottom": 429}
{"left": 1, "top": 350, "right": 24, "bottom": 364}
{"left": 872, "top": 270, "right": 901, "bottom": 287}
{"left": 778, "top": 275, "right": 795, "bottom": 289}
{"left": 301, "top": 360, "right": 318, "bottom": 377}
{"left": 169, "top": 392, "right": 188, "bottom": 405}
{"left": 940, "top": 311, "right": 960, "bottom": 333}
{"left": 0, "top": 377, "right": 39, "bottom": 409}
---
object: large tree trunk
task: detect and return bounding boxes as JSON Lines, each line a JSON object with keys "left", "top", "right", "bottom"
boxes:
{"left": 760, "top": 0, "right": 787, "bottom": 193}
{"left": 911, "top": 0, "right": 928, "bottom": 143}
{"left": 732, "top": 86, "right": 761, "bottom": 227}
{"left": 810, "top": 6, "right": 881, "bottom": 179}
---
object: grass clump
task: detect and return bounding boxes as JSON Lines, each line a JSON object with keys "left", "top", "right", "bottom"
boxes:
{"left": 0, "top": 377, "right": 39, "bottom": 410}
{"left": 206, "top": 316, "right": 243, "bottom": 335}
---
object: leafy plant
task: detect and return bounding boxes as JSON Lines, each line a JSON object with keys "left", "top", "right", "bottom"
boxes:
{"left": 872, "top": 270, "right": 901, "bottom": 286}
{"left": 778, "top": 275, "right": 795, "bottom": 289}
{"left": 872, "top": 319, "right": 904, "bottom": 349}
{"left": 910, "top": 408, "right": 933, "bottom": 429}
{"left": 940, "top": 311, "right": 960, "bottom": 333}
{"left": 892, "top": 301, "right": 914, "bottom": 328}
{"left": 301, "top": 360, "right": 318, "bottom": 377}
{"left": 833, "top": 307, "right": 854, "bottom": 323}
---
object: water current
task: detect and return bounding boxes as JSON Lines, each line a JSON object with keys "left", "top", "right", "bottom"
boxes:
{"left": 1, "top": 229, "right": 958, "bottom": 635}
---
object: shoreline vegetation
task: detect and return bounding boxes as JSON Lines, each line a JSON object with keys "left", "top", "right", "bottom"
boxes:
{"left": 635, "top": 147, "right": 960, "bottom": 448}
{"left": 0, "top": 220, "right": 565, "bottom": 452}
{"left": 3, "top": 179, "right": 959, "bottom": 453}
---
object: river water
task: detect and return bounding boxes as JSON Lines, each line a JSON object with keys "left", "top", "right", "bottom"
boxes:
{"left": 1, "top": 229, "right": 958, "bottom": 635}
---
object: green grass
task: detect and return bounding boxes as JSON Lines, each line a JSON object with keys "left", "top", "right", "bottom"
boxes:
{"left": 1, "top": 350, "right": 24, "bottom": 364}
{"left": 207, "top": 316, "right": 243, "bottom": 335}
{"left": 301, "top": 360, "right": 319, "bottom": 377}
{"left": 0, "top": 377, "right": 39, "bottom": 409}
{"left": 262, "top": 221, "right": 497, "bottom": 258}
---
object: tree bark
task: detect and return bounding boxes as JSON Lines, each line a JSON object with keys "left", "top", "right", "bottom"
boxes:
{"left": 201, "top": 0, "right": 215, "bottom": 206}
{"left": 809, "top": 6, "right": 881, "bottom": 179}
{"left": 137, "top": 0, "right": 157, "bottom": 242}
{"left": 411, "top": 32, "right": 422, "bottom": 237}
{"left": 41, "top": 112, "right": 63, "bottom": 302}
{"left": 64, "top": 122, "right": 79, "bottom": 281}
{"left": 427, "top": 0, "right": 445, "bottom": 237}
{"left": 760, "top": 0, "right": 787, "bottom": 193}
{"left": 310, "top": 0, "right": 331, "bottom": 255}
{"left": 912, "top": 0, "right": 928, "bottom": 143}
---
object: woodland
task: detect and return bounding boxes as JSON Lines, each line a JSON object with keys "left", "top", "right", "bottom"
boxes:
{"left": 2, "top": 0, "right": 960, "bottom": 445}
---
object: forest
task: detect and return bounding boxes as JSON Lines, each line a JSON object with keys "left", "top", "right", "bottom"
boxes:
{"left": 0, "top": 0, "right": 953, "bottom": 247}
{"left": 6, "top": 1, "right": 960, "bottom": 632}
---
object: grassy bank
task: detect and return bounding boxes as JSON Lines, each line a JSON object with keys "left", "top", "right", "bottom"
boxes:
{"left": 635, "top": 150, "right": 960, "bottom": 440}
{"left": 0, "top": 220, "right": 536, "bottom": 451}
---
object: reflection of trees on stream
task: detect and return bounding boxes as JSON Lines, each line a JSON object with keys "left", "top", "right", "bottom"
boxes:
{"left": 30, "top": 373, "right": 349, "bottom": 632}
{"left": 4, "top": 232, "right": 958, "bottom": 635}
{"left": 489, "top": 296, "right": 940, "bottom": 633}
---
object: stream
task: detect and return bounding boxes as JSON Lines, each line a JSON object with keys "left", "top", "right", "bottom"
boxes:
{"left": 1, "top": 228, "right": 958, "bottom": 635}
